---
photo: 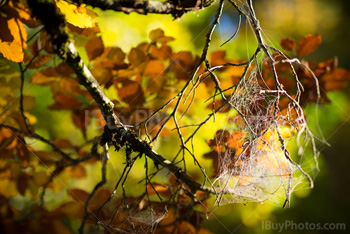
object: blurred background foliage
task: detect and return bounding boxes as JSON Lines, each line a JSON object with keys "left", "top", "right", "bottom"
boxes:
{"left": 6, "top": 0, "right": 350, "bottom": 233}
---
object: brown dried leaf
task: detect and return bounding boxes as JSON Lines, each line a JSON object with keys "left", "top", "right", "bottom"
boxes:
{"left": 40, "top": 30, "right": 54, "bottom": 54}
{"left": 72, "top": 109, "right": 88, "bottom": 138}
{"left": 27, "top": 54, "right": 52, "bottom": 69}
{"left": 149, "top": 28, "right": 174, "bottom": 44}
{"left": 116, "top": 79, "right": 145, "bottom": 107}
{"left": 128, "top": 48, "right": 146, "bottom": 66}
{"left": 34, "top": 151, "right": 59, "bottom": 165}
{"left": 52, "top": 138, "right": 74, "bottom": 149}
{"left": 49, "top": 93, "right": 81, "bottom": 110}
{"left": 17, "top": 173, "right": 28, "bottom": 196}
{"left": 297, "top": 34, "right": 322, "bottom": 57}
{"left": 68, "top": 23, "right": 100, "bottom": 37}
{"left": 149, "top": 43, "right": 172, "bottom": 60}
{"left": 86, "top": 37, "right": 104, "bottom": 60}
{"left": 280, "top": 37, "right": 295, "bottom": 51}
{"left": 68, "top": 189, "right": 89, "bottom": 203}
{"left": 31, "top": 68, "right": 61, "bottom": 85}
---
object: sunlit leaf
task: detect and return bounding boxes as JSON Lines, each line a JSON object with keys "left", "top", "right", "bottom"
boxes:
{"left": 144, "top": 60, "right": 166, "bottom": 76}
{"left": 146, "top": 183, "right": 170, "bottom": 196}
{"left": 56, "top": 1, "right": 95, "bottom": 28}
{"left": 0, "top": 17, "right": 27, "bottom": 62}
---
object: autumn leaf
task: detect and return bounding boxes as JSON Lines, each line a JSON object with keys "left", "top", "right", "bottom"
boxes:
{"left": 68, "top": 189, "right": 90, "bottom": 203}
{"left": 227, "top": 131, "right": 246, "bottom": 149}
{"left": 55, "top": 0, "right": 95, "bottom": 28}
{"left": 32, "top": 171, "right": 49, "bottom": 186}
{"left": 33, "top": 151, "right": 59, "bottom": 165}
{"left": 86, "top": 37, "right": 104, "bottom": 60}
{"left": 149, "top": 43, "right": 172, "bottom": 60}
{"left": 116, "top": 79, "right": 145, "bottom": 107}
{"left": 128, "top": 47, "right": 146, "bottom": 66}
{"left": 297, "top": 34, "right": 322, "bottom": 57}
{"left": 149, "top": 28, "right": 174, "bottom": 44}
{"left": 280, "top": 37, "right": 296, "bottom": 51}
{"left": 52, "top": 138, "right": 74, "bottom": 149}
{"left": 322, "top": 68, "right": 350, "bottom": 91}
{"left": 17, "top": 173, "right": 28, "bottom": 195}
{"left": 65, "top": 165, "right": 87, "bottom": 179}
{"left": 39, "top": 30, "right": 54, "bottom": 54}
{"left": 0, "top": 17, "right": 27, "bottom": 62}
{"left": 210, "top": 50, "right": 227, "bottom": 67}
{"left": 146, "top": 183, "right": 170, "bottom": 196}
{"left": 68, "top": 23, "right": 100, "bottom": 37}
{"left": 144, "top": 60, "right": 166, "bottom": 76}
{"left": 49, "top": 93, "right": 82, "bottom": 110}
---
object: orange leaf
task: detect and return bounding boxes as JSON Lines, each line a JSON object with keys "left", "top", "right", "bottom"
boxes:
{"left": 66, "top": 165, "right": 87, "bottom": 179}
{"left": 149, "top": 28, "right": 165, "bottom": 42}
{"left": 280, "top": 38, "right": 295, "bottom": 51}
{"left": 297, "top": 34, "right": 322, "bottom": 57}
{"left": 149, "top": 43, "right": 172, "bottom": 60}
{"left": 227, "top": 131, "right": 246, "bottom": 149}
{"left": 177, "top": 221, "right": 196, "bottom": 234}
{"left": 144, "top": 60, "right": 166, "bottom": 76}
{"left": 198, "top": 228, "right": 213, "bottom": 234}
{"left": 210, "top": 51, "right": 227, "bottom": 67}
{"left": 146, "top": 183, "right": 170, "bottom": 196}
{"left": 0, "top": 17, "right": 27, "bottom": 62}
{"left": 116, "top": 79, "right": 145, "bottom": 107}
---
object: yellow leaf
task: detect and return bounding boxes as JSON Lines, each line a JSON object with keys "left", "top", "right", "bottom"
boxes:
{"left": 0, "top": 179, "right": 17, "bottom": 198}
{"left": 0, "top": 17, "right": 27, "bottom": 62}
{"left": 32, "top": 171, "right": 49, "bottom": 186}
{"left": 56, "top": 1, "right": 95, "bottom": 28}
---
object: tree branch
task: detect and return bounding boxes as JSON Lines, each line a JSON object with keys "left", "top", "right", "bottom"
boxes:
{"left": 27, "top": 0, "right": 216, "bottom": 197}
{"left": 71, "top": 0, "right": 214, "bottom": 18}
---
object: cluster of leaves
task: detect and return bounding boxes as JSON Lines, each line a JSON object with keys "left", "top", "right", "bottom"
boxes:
{"left": 0, "top": 1, "right": 224, "bottom": 232}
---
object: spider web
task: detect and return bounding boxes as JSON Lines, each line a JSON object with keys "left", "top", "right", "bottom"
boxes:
{"left": 212, "top": 64, "right": 311, "bottom": 206}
